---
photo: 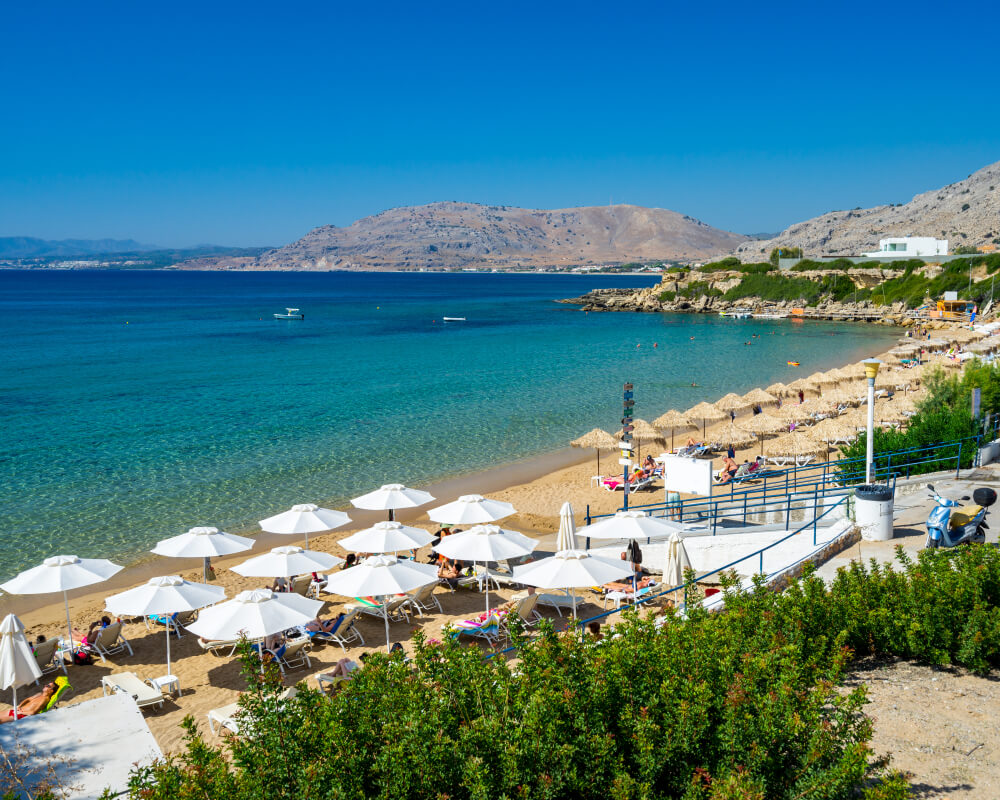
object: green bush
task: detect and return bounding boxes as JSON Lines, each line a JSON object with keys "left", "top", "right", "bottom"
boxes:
{"left": 698, "top": 256, "right": 741, "bottom": 272}
{"left": 659, "top": 290, "right": 676, "bottom": 302}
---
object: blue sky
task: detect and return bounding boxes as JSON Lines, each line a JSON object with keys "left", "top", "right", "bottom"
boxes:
{"left": 2, "top": 1, "right": 998, "bottom": 247}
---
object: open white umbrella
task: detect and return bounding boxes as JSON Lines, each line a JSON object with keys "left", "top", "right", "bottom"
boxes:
{"left": 259, "top": 504, "right": 351, "bottom": 548}
{"left": 557, "top": 502, "right": 578, "bottom": 551}
{"left": 576, "top": 509, "right": 688, "bottom": 541}
{"left": 351, "top": 484, "right": 435, "bottom": 521}
{"left": 231, "top": 546, "right": 343, "bottom": 579}
{"left": 513, "top": 550, "right": 634, "bottom": 619}
{"left": 151, "top": 527, "right": 254, "bottom": 582}
{"left": 0, "top": 614, "right": 42, "bottom": 719}
{"left": 105, "top": 576, "right": 225, "bottom": 677}
{"left": 185, "top": 589, "right": 322, "bottom": 665}
{"left": 433, "top": 525, "right": 538, "bottom": 615}
{"left": 1, "top": 556, "right": 123, "bottom": 652}
{"left": 428, "top": 495, "right": 516, "bottom": 526}
{"left": 338, "top": 521, "right": 434, "bottom": 554}
{"left": 661, "top": 532, "right": 693, "bottom": 590}
{"left": 323, "top": 555, "right": 438, "bottom": 652}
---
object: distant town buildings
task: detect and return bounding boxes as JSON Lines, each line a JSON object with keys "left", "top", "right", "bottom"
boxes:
{"left": 863, "top": 237, "right": 948, "bottom": 258}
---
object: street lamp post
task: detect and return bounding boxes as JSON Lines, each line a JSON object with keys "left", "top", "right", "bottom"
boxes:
{"left": 863, "top": 359, "right": 882, "bottom": 484}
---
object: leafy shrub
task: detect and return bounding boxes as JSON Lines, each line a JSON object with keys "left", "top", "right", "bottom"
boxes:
{"left": 659, "top": 290, "right": 676, "bottom": 302}
{"left": 698, "top": 256, "right": 741, "bottom": 272}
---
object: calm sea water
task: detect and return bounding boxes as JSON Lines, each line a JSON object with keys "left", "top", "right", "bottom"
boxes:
{"left": 0, "top": 270, "right": 899, "bottom": 578}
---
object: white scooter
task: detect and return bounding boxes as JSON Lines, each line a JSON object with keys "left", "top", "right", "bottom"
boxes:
{"left": 925, "top": 484, "right": 996, "bottom": 548}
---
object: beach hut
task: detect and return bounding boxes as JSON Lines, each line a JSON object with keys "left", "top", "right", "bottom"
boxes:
{"left": 652, "top": 410, "right": 695, "bottom": 451}
{"left": 570, "top": 428, "right": 619, "bottom": 474}
{"left": 685, "top": 401, "right": 726, "bottom": 439}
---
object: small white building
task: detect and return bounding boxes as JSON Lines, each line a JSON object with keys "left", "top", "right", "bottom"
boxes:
{"left": 863, "top": 237, "right": 948, "bottom": 258}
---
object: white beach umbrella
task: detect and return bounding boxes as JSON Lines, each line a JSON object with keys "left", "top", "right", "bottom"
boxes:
{"left": 351, "top": 484, "right": 435, "bottom": 521}
{"left": 105, "top": 576, "right": 225, "bottom": 676}
{"left": 661, "top": 532, "right": 693, "bottom": 590}
{"left": 338, "top": 521, "right": 434, "bottom": 554}
{"left": 427, "top": 494, "right": 516, "bottom": 526}
{"left": 323, "top": 555, "right": 438, "bottom": 651}
{"left": 576, "top": 509, "right": 687, "bottom": 541}
{"left": 513, "top": 550, "right": 634, "bottom": 619}
{"left": 186, "top": 589, "right": 322, "bottom": 646}
{"left": 0, "top": 614, "right": 42, "bottom": 718}
{"left": 557, "top": 502, "right": 578, "bottom": 552}
{"left": 230, "top": 546, "right": 343, "bottom": 579}
{"left": 1, "top": 556, "right": 123, "bottom": 652}
{"left": 259, "top": 504, "right": 351, "bottom": 548}
{"left": 151, "top": 526, "right": 254, "bottom": 582}
{"left": 433, "top": 525, "right": 538, "bottom": 615}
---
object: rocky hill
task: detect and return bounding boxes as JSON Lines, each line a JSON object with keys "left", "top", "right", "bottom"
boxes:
{"left": 734, "top": 160, "right": 1000, "bottom": 261}
{"left": 244, "top": 202, "right": 748, "bottom": 271}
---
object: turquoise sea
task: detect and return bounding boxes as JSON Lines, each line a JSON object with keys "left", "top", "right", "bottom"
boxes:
{"left": 0, "top": 270, "right": 900, "bottom": 579}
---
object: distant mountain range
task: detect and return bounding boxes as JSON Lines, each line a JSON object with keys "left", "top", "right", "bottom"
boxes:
{"left": 733, "top": 160, "right": 1000, "bottom": 260}
{"left": 247, "top": 202, "right": 749, "bottom": 271}
{"left": 0, "top": 237, "right": 159, "bottom": 258}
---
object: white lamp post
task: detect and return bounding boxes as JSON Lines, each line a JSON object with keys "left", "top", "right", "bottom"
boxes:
{"left": 862, "top": 359, "right": 882, "bottom": 483}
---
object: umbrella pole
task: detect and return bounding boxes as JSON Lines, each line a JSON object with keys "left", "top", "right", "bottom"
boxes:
{"left": 596, "top": 448, "right": 600, "bottom": 475}
{"left": 11, "top": 687, "right": 16, "bottom": 722}
{"left": 388, "top": 509, "right": 395, "bottom": 522}
{"left": 383, "top": 602, "right": 391, "bottom": 653}
{"left": 572, "top": 592, "right": 577, "bottom": 621}
{"left": 166, "top": 624, "right": 172, "bottom": 676}
{"left": 483, "top": 561, "right": 490, "bottom": 617}
{"left": 63, "top": 591, "right": 73, "bottom": 657}
{"left": 203, "top": 557, "right": 211, "bottom": 583}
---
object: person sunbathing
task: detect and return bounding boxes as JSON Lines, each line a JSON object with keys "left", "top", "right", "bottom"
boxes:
{"left": 438, "top": 559, "right": 461, "bottom": 588}
{"left": 603, "top": 576, "right": 656, "bottom": 594}
{"left": 715, "top": 455, "right": 739, "bottom": 483}
{"left": 306, "top": 612, "right": 345, "bottom": 635}
{"left": 320, "top": 652, "right": 369, "bottom": 681}
{"left": 2, "top": 682, "right": 57, "bottom": 722}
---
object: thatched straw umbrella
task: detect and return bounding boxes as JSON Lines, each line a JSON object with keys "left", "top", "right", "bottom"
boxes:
{"left": 842, "top": 362, "right": 870, "bottom": 379}
{"left": 798, "top": 396, "right": 836, "bottom": 416}
{"left": 570, "top": 428, "right": 619, "bottom": 475}
{"left": 875, "top": 402, "right": 909, "bottom": 426}
{"left": 822, "top": 367, "right": 851, "bottom": 384}
{"left": 743, "top": 387, "right": 778, "bottom": 407}
{"left": 807, "top": 370, "right": 831, "bottom": 386}
{"left": 786, "top": 377, "right": 817, "bottom": 397}
{"left": 617, "top": 418, "right": 665, "bottom": 461}
{"left": 772, "top": 403, "right": 812, "bottom": 424}
{"left": 653, "top": 410, "right": 695, "bottom": 451}
{"left": 686, "top": 401, "right": 726, "bottom": 439}
{"left": 712, "top": 423, "right": 756, "bottom": 451}
{"left": 811, "top": 416, "right": 859, "bottom": 444}
{"left": 738, "top": 413, "right": 788, "bottom": 454}
{"left": 714, "top": 392, "right": 750, "bottom": 416}
{"left": 764, "top": 430, "right": 824, "bottom": 465}
{"left": 765, "top": 382, "right": 790, "bottom": 397}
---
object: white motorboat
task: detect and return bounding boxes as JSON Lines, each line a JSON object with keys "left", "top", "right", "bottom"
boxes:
{"left": 442, "top": 317, "right": 466, "bottom": 322}
{"left": 274, "top": 308, "right": 304, "bottom": 320}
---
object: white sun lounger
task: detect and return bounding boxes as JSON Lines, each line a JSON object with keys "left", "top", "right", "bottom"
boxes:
{"left": 266, "top": 638, "right": 312, "bottom": 675}
{"left": 207, "top": 687, "right": 297, "bottom": 736}
{"left": 89, "top": 622, "right": 134, "bottom": 662}
{"left": 32, "top": 638, "right": 67, "bottom": 681}
{"left": 101, "top": 672, "right": 164, "bottom": 711}
{"left": 400, "top": 582, "right": 443, "bottom": 616}
{"left": 535, "top": 591, "right": 586, "bottom": 617}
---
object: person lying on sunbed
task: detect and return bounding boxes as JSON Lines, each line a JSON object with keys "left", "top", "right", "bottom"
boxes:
{"left": 2, "top": 682, "right": 57, "bottom": 722}
{"left": 438, "top": 558, "right": 462, "bottom": 588}
{"left": 305, "top": 612, "right": 345, "bottom": 635}
{"left": 603, "top": 576, "right": 656, "bottom": 594}
{"left": 318, "top": 653, "right": 370, "bottom": 683}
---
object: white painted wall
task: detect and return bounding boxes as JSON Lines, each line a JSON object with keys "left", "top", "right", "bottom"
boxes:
{"left": 863, "top": 237, "right": 948, "bottom": 257}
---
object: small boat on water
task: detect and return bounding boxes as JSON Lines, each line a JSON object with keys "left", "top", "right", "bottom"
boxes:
{"left": 274, "top": 308, "right": 304, "bottom": 320}
{"left": 719, "top": 310, "right": 752, "bottom": 319}
{"left": 442, "top": 317, "right": 466, "bottom": 322}
{"left": 753, "top": 312, "right": 787, "bottom": 320}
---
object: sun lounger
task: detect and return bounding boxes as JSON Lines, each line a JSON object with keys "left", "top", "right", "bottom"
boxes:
{"left": 356, "top": 595, "right": 412, "bottom": 623}
{"left": 265, "top": 638, "right": 312, "bottom": 675}
{"left": 310, "top": 608, "right": 364, "bottom": 652}
{"left": 101, "top": 672, "right": 164, "bottom": 711}
{"left": 451, "top": 613, "right": 503, "bottom": 644}
{"left": 315, "top": 673, "right": 352, "bottom": 694}
{"left": 32, "top": 638, "right": 67, "bottom": 681}
{"left": 89, "top": 622, "right": 134, "bottom": 662}
{"left": 206, "top": 688, "right": 298, "bottom": 736}
{"left": 534, "top": 591, "right": 586, "bottom": 617}
{"left": 289, "top": 575, "right": 313, "bottom": 596}
{"left": 145, "top": 609, "right": 197, "bottom": 638}
{"left": 500, "top": 595, "right": 542, "bottom": 636}
{"left": 400, "top": 582, "right": 443, "bottom": 616}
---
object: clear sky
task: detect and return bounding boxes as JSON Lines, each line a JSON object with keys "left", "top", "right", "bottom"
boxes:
{"left": 2, "top": 1, "right": 998, "bottom": 247}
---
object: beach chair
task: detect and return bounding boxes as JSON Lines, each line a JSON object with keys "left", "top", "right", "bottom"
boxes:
{"left": 321, "top": 608, "right": 365, "bottom": 652}
{"left": 101, "top": 672, "right": 164, "bottom": 711}
{"left": 32, "top": 638, "right": 67, "bottom": 681}
{"left": 401, "top": 582, "right": 443, "bottom": 616}
{"left": 499, "top": 594, "right": 541, "bottom": 636}
{"left": 207, "top": 688, "right": 297, "bottom": 736}
{"left": 315, "top": 672, "right": 352, "bottom": 695}
{"left": 145, "top": 609, "right": 197, "bottom": 639}
{"left": 451, "top": 613, "right": 503, "bottom": 645}
{"left": 266, "top": 638, "right": 312, "bottom": 675}
{"left": 535, "top": 590, "right": 586, "bottom": 617}
{"left": 357, "top": 595, "right": 411, "bottom": 623}
{"left": 89, "top": 622, "right": 133, "bottom": 662}
{"left": 289, "top": 575, "right": 312, "bottom": 596}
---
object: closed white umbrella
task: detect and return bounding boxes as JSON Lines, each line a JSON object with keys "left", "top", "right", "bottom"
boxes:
{"left": 185, "top": 589, "right": 322, "bottom": 652}
{"left": 151, "top": 527, "right": 254, "bottom": 582}
{"left": 661, "top": 532, "right": 693, "bottom": 590}
{"left": 513, "top": 550, "right": 634, "bottom": 619}
{"left": 230, "top": 546, "right": 343, "bottom": 579}
{"left": 105, "top": 576, "right": 225, "bottom": 676}
{"left": 323, "top": 555, "right": 438, "bottom": 651}
{"left": 576, "top": 509, "right": 688, "bottom": 540}
{"left": 0, "top": 614, "right": 42, "bottom": 719}
{"left": 556, "top": 502, "right": 578, "bottom": 551}
{"left": 351, "top": 484, "right": 435, "bottom": 521}
{"left": 433, "top": 525, "right": 538, "bottom": 615}
{"left": 259, "top": 504, "right": 351, "bottom": 548}
{"left": 428, "top": 494, "right": 516, "bottom": 526}
{"left": 1, "top": 556, "right": 123, "bottom": 653}
{"left": 338, "top": 521, "right": 434, "bottom": 554}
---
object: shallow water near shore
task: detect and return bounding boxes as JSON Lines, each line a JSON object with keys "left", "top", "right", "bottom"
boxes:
{"left": 0, "top": 270, "right": 899, "bottom": 579}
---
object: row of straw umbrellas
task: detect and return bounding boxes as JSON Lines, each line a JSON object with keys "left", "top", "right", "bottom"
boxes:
{"left": 0, "top": 482, "right": 695, "bottom": 715}
{"left": 571, "top": 357, "right": 946, "bottom": 465}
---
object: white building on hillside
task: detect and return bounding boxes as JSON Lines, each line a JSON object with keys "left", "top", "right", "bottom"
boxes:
{"left": 863, "top": 237, "right": 948, "bottom": 258}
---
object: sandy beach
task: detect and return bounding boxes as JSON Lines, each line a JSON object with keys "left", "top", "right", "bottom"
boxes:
{"left": 0, "top": 324, "right": 980, "bottom": 754}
